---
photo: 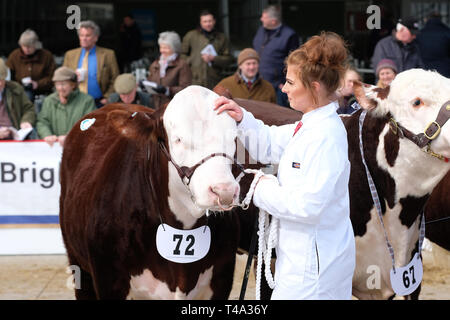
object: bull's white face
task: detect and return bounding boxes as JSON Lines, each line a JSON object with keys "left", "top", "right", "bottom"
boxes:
{"left": 352, "top": 70, "right": 450, "bottom": 299}
{"left": 370, "top": 69, "right": 450, "bottom": 158}
{"left": 163, "top": 86, "right": 239, "bottom": 226}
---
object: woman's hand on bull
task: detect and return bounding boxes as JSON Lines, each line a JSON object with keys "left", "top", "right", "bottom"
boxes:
{"left": 214, "top": 96, "right": 243, "bottom": 123}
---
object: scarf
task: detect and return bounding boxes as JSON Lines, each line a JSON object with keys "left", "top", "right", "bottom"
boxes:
{"left": 159, "top": 53, "right": 178, "bottom": 78}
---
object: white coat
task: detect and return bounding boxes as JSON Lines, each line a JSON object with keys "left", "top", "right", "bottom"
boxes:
{"left": 237, "top": 101, "right": 355, "bottom": 300}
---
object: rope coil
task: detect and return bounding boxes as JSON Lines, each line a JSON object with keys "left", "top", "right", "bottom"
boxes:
{"left": 242, "top": 169, "right": 278, "bottom": 300}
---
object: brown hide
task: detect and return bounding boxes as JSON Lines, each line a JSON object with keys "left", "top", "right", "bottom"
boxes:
{"left": 425, "top": 172, "right": 450, "bottom": 251}
{"left": 60, "top": 103, "right": 240, "bottom": 299}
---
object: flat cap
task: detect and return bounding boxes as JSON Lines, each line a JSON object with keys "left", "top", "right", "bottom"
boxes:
{"left": 52, "top": 67, "right": 77, "bottom": 82}
{"left": 114, "top": 73, "right": 137, "bottom": 94}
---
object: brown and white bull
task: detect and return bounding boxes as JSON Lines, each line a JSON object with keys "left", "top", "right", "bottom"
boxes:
{"left": 346, "top": 69, "right": 450, "bottom": 299}
{"left": 60, "top": 86, "right": 243, "bottom": 299}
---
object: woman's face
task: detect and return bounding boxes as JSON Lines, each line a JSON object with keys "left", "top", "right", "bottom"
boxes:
{"left": 379, "top": 68, "right": 396, "bottom": 87}
{"left": 159, "top": 43, "right": 174, "bottom": 58}
{"left": 20, "top": 45, "right": 36, "bottom": 56}
{"left": 55, "top": 81, "right": 75, "bottom": 99}
{"left": 282, "top": 65, "right": 316, "bottom": 113}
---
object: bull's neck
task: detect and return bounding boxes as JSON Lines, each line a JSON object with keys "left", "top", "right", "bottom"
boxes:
{"left": 167, "top": 167, "right": 204, "bottom": 229}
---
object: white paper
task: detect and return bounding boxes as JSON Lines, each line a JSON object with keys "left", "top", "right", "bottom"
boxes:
{"left": 156, "top": 223, "right": 211, "bottom": 263}
{"left": 201, "top": 44, "right": 217, "bottom": 66}
{"left": 9, "top": 127, "right": 33, "bottom": 141}
{"left": 141, "top": 80, "right": 158, "bottom": 94}
{"left": 201, "top": 44, "right": 217, "bottom": 57}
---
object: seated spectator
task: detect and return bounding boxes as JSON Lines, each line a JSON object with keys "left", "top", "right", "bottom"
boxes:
{"left": 148, "top": 31, "right": 192, "bottom": 109}
{"left": 376, "top": 59, "right": 397, "bottom": 88}
{"left": 108, "top": 73, "right": 154, "bottom": 108}
{"left": 6, "top": 29, "right": 56, "bottom": 102}
{"left": 0, "top": 58, "right": 36, "bottom": 140}
{"left": 37, "top": 67, "right": 95, "bottom": 147}
{"left": 336, "top": 66, "right": 362, "bottom": 115}
{"left": 63, "top": 20, "right": 119, "bottom": 108}
{"left": 215, "top": 48, "right": 276, "bottom": 103}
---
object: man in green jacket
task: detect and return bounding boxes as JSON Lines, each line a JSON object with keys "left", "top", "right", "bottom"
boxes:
{"left": 181, "top": 10, "right": 233, "bottom": 89}
{"left": 37, "top": 66, "right": 95, "bottom": 147}
{"left": 0, "top": 58, "right": 36, "bottom": 140}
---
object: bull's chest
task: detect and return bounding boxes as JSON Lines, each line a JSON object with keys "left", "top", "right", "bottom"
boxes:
{"left": 127, "top": 266, "right": 214, "bottom": 300}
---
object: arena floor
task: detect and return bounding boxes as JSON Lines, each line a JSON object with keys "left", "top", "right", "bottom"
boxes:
{"left": 0, "top": 243, "right": 448, "bottom": 300}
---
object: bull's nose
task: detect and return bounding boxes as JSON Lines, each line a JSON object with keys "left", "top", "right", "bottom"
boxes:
{"left": 210, "top": 183, "right": 239, "bottom": 206}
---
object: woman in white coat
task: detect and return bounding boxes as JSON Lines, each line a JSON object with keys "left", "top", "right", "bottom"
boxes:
{"left": 214, "top": 32, "right": 355, "bottom": 300}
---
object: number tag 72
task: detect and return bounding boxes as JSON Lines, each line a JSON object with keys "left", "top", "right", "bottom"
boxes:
{"left": 156, "top": 224, "right": 211, "bottom": 264}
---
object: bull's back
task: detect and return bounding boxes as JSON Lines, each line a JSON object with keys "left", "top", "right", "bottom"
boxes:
{"left": 59, "top": 104, "right": 154, "bottom": 267}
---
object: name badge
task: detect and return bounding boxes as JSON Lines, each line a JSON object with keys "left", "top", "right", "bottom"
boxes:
{"left": 156, "top": 224, "right": 211, "bottom": 264}
{"left": 389, "top": 252, "right": 423, "bottom": 296}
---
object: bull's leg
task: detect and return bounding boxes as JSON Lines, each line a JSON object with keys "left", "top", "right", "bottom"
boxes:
{"left": 74, "top": 268, "right": 97, "bottom": 300}
{"left": 66, "top": 256, "right": 97, "bottom": 300}
{"left": 406, "top": 284, "right": 421, "bottom": 300}
{"left": 88, "top": 255, "right": 131, "bottom": 300}
{"left": 210, "top": 257, "right": 237, "bottom": 299}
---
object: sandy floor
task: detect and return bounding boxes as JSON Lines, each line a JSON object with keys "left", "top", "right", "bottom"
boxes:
{"left": 0, "top": 242, "right": 448, "bottom": 300}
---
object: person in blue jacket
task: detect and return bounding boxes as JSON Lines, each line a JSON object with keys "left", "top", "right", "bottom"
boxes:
{"left": 253, "top": 5, "right": 299, "bottom": 108}
{"left": 417, "top": 12, "right": 450, "bottom": 78}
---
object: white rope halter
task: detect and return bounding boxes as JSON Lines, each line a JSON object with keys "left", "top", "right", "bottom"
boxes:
{"left": 238, "top": 169, "right": 278, "bottom": 300}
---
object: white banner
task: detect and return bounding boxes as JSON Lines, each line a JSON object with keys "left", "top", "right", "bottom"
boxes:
{"left": 0, "top": 141, "right": 65, "bottom": 254}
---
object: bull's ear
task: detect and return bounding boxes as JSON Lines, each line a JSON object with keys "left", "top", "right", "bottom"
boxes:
{"left": 353, "top": 80, "right": 379, "bottom": 110}
{"left": 107, "top": 110, "right": 154, "bottom": 138}
{"left": 213, "top": 84, "right": 233, "bottom": 99}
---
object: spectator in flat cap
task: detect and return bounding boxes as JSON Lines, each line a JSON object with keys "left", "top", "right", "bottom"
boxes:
{"left": 63, "top": 20, "right": 119, "bottom": 108}
{"left": 6, "top": 29, "right": 56, "bottom": 102}
{"left": 215, "top": 48, "right": 275, "bottom": 103}
{"left": 148, "top": 31, "right": 192, "bottom": 109}
{"left": 37, "top": 67, "right": 96, "bottom": 147}
{"left": 376, "top": 59, "right": 398, "bottom": 88}
{"left": 371, "top": 16, "right": 424, "bottom": 77}
{"left": 0, "top": 58, "right": 36, "bottom": 140}
{"left": 108, "top": 73, "right": 154, "bottom": 108}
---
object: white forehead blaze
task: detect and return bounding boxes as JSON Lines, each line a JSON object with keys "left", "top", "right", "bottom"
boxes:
{"left": 163, "top": 85, "right": 237, "bottom": 165}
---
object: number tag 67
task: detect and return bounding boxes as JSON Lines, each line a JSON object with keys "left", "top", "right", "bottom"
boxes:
{"left": 156, "top": 224, "right": 211, "bottom": 264}
{"left": 390, "top": 252, "right": 423, "bottom": 296}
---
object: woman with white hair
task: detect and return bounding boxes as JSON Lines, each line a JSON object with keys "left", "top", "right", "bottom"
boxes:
{"left": 147, "top": 31, "right": 192, "bottom": 109}
{"left": 6, "top": 29, "right": 56, "bottom": 101}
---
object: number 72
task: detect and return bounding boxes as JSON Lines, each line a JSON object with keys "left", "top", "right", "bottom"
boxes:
{"left": 173, "top": 234, "right": 195, "bottom": 256}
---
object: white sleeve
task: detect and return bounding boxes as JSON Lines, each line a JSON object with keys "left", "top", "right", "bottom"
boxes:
{"left": 252, "top": 136, "right": 349, "bottom": 225}
{"left": 237, "top": 108, "right": 297, "bottom": 165}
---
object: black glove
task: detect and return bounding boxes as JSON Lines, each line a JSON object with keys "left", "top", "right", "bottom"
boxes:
{"left": 153, "top": 85, "right": 167, "bottom": 94}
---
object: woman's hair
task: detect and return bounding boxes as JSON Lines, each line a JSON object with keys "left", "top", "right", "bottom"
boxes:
{"left": 158, "top": 31, "right": 181, "bottom": 54}
{"left": 18, "top": 29, "right": 42, "bottom": 49}
{"left": 286, "top": 31, "right": 348, "bottom": 104}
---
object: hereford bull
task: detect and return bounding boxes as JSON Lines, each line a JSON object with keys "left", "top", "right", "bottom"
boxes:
{"left": 346, "top": 69, "right": 450, "bottom": 299}
{"left": 60, "top": 85, "right": 244, "bottom": 299}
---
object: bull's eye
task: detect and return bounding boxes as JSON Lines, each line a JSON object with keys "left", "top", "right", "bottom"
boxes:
{"left": 413, "top": 98, "right": 423, "bottom": 107}
{"left": 174, "top": 137, "right": 181, "bottom": 144}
